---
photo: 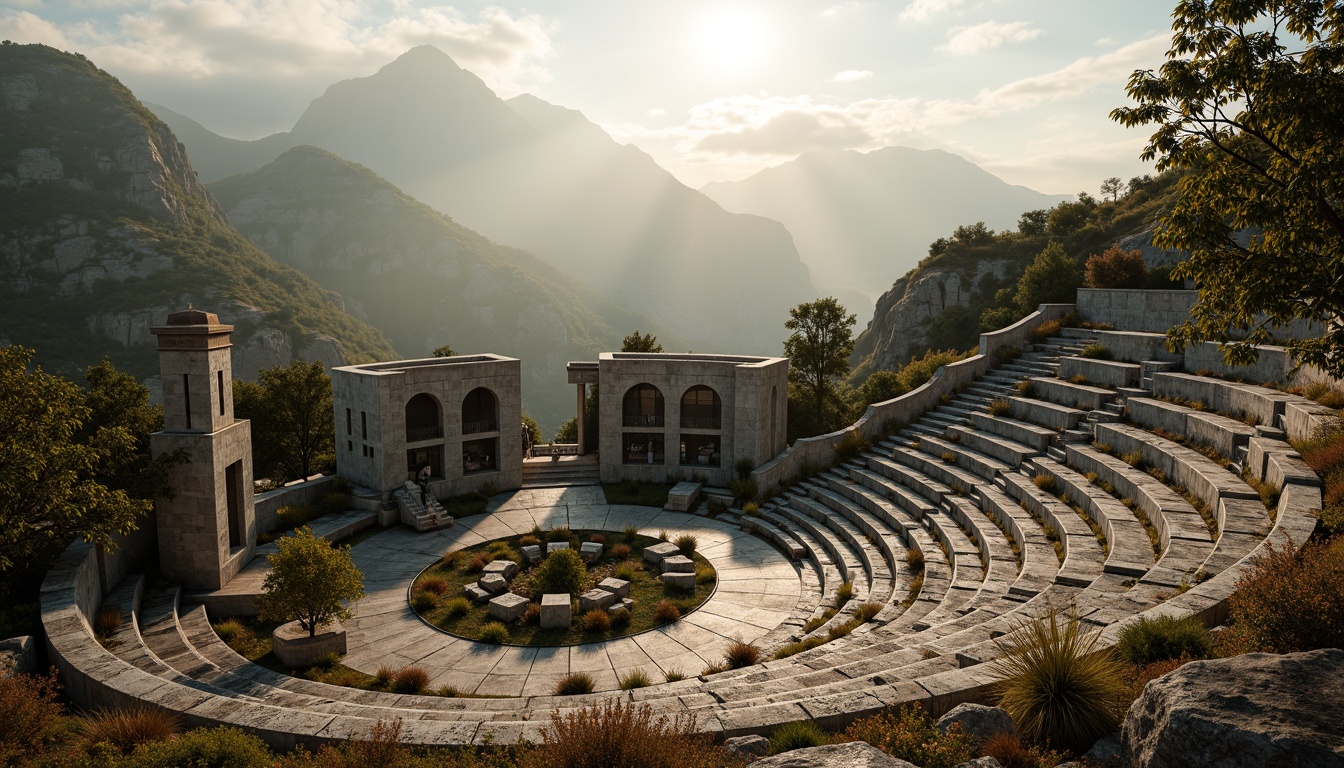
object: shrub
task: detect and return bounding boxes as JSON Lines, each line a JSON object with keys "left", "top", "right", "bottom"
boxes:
{"left": 774, "top": 636, "right": 827, "bottom": 659}
{"left": 941, "top": 451, "right": 958, "bottom": 463}
{"left": 553, "top": 672, "right": 595, "bottom": 696}
{"left": 674, "top": 534, "right": 698, "bottom": 557}
{"left": 417, "top": 576, "right": 449, "bottom": 596}
{"left": 0, "top": 671, "right": 63, "bottom": 766}
{"left": 654, "top": 600, "right": 680, "bottom": 623}
{"left": 724, "top": 641, "right": 761, "bottom": 669}
{"left": 836, "top": 581, "right": 854, "bottom": 606}
{"left": 522, "top": 602, "right": 542, "bottom": 625}
{"left": 1080, "top": 343, "right": 1114, "bottom": 360}
{"left": 609, "top": 543, "right": 632, "bottom": 559}
{"left": 842, "top": 706, "right": 974, "bottom": 768}
{"left": 1116, "top": 614, "right": 1212, "bottom": 665}
{"left": 410, "top": 591, "right": 438, "bottom": 612}
{"left": 834, "top": 431, "right": 870, "bottom": 462}
{"left": 769, "top": 720, "right": 830, "bottom": 754}
{"left": 479, "top": 622, "right": 510, "bottom": 644}
{"left": 906, "top": 547, "right": 925, "bottom": 572}
{"left": 988, "top": 398, "right": 1012, "bottom": 416}
{"left": 443, "top": 596, "right": 472, "bottom": 618}
{"left": 275, "top": 503, "right": 315, "bottom": 531}
{"left": 374, "top": 665, "right": 395, "bottom": 686}
{"left": 898, "top": 348, "right": 972, "bottom": 392}
{"left": 390, "top": 666, "right": 432, "bottom": 694}
{"left": 1220, "top": 536, "right": 1344, "bottom": 654}
{"left": 123, "top": 726, "right": 272, "bottom": 768}
{"left": 610, "top": 607, "right": 631, "bottom": 628}
{"left": 589, "top": 533, "right": 606, "bottom": 545}
{"left": 1093, "top": 441, "right": 1113, "bottom": 454}
{"left": 1032, "top": 473, "right": 1056, "bottom": 492}
{"left": 519, "top": 534, "right": 541, "bottom": 547}
{"left": 735, "top": 456, "right": 756, "bottom": 480}
{"left": 582, "top": 609, "right": 612, "bottom": 633}
{"left": 981, "top": 732, "right": 1066, "bottom": 768}
{"left": 615, "top": 564, "right": 638, "bottom": 582}
{"left": 522, "top": 700, "right": 724, "bottom": 768}
{"left": 742, "top": 502, "right": 761, "bottom": 516}
{"left": 1030, "top": 319, "right": 1062, "bottom": 342}
{"left": 619, "top": 669, "right": 652, "bottom": 690}
{"left": 533, "top": 548, "right": 587, "bottom": 596}
{"left": 465, "top": 552, "right": 491, "bottom": 573}
{"left": 1015, "top": 379, "right": 1036, "bottom": 396}
{"left": 854, "top": 602, "right": 883, "bottom": 623}
{"left": 83, "top": 707, "right": 181, "bottom": 754}
{"left": 1121, "top": 450, "right": 1144, "bottom": 467}
{"left": 728, "top": 477, "right": 758, "bottom": 503}
{"left": 1084, "top": 246, "right": 1148, "bottom": 289}
{"left": 546, "top": 526, "right": 572, "bottom": 543}
{"left": 992, "top": 608, "right": 1127, "bottom": 753}
{"left": 211, "top": 619, "right": 246, "bottom": 643}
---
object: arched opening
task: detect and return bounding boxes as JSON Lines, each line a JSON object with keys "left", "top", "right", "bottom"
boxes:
{"left": 462, "top": 387, "right": 499, "bottom": 435}
{"left": 405, "top": 393, "right": 442, "bottom": 442}
{"left": 680, "top": 385, "right": 721, "bottom": 429}
{"left": 622, "top": 383, "right": 664, "bottom": 427}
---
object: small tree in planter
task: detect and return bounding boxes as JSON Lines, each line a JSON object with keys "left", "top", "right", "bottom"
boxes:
{"left": 255, "top": 527, "right": 364, "bottom": 638}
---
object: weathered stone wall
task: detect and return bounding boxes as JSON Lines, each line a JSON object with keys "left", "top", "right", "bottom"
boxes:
{"left": 253, "top": 475, "right": 340, "bottom": 534}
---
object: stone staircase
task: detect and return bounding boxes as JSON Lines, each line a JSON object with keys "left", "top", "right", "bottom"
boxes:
{"left": 393, "top": 481, "right": 453, "bottom": 531}
{"left": 521, "top": 454, "right": 600, "bottom": 488}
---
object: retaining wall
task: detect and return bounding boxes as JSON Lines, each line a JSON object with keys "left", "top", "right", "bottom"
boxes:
{"left": 254, "top": 475, "right": 341, "bottom": 534}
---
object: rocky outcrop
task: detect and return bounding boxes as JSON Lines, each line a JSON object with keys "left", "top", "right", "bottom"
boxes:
{"left": 937, "top": 703, "right": 1016, "bottom": 744}
{"left": 1122, "top": 649, "right": 1344, "bottom": 767}
{"left": 752, "top": 742, "right": 917, "bottom": 768}
{"left": 0, "top": 636, "right": 38, "bottom": 677}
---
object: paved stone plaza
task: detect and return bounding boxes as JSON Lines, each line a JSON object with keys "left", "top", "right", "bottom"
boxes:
{"left": 338, "top": 485, "right": 803, "bottom": 695}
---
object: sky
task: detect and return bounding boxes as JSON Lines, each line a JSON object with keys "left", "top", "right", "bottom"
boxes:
{"left": 1, "top": 0, "right": 1181, "bottom": 194}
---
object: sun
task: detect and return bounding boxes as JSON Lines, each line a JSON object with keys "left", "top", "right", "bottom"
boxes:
{"left": 695, "top": 8, "right": 769, "bottom": 76}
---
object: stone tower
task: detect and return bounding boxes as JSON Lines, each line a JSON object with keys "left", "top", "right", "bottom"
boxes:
{"left": 150, "top": 309, "right": 255, "bottom": 590}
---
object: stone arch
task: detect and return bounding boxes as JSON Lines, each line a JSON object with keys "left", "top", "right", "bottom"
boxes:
{"left": 461, "top": 387, "right": 499, "bottom": 434}
{"left": 622, "top": 383, "right": 664, "bottom": 427}
{"left": 680, "top": 385, "right": 722, "bottom": 429}
{"left": 405, "top": 393, "right": 442, "bottom": 442}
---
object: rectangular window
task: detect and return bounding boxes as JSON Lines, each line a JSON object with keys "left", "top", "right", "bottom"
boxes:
{"left": 361, "top": 411, "right": 368, "bottom": 440}
{"left": 217, "top": 370, "right": 225, "bottom": 416}
{"left": 182, "top": 374, "right": 192, "bottom": 430}
{"left": 225, "top": 460, "right": 244, "bottom": 549}
{"left": 622, "top": 433, "right": 666, "bottom": 465}
{"left": 346, "top": 408, "right": 352, "bottom": 435}
{"left": 680, "top": 434, "right": 721, "bottom": 467}
{"left": 347, "top": 440, "right": 353, "bottom": 453}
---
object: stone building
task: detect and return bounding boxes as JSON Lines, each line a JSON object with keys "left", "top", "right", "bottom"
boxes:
{"left": 580, "top": 353, "right": 788, "bottom": 487}
{"left": 331, "top": 355, "right": 523, "bottom": 498}
{"left": 150, "top": 310, "right": 256, "bottom": 590}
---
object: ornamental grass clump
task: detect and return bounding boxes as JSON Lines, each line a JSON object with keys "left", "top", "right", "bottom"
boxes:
{"left": 654, "top": 600, "right": 680, "bottom": 623}
{"left": 1115, "top": 614, "right": 1212, "bottom": 665}
{"left": 390, "top": 665, "right": 431, "bottom": 694}
{"left": 443, "top": 596, "right": 472, "bottom": 618}
{"left": 582, "top": 609, "right": 611, "bottom": 633}
{"left": 522, "top": 700, "right": 726, "bottom": 768}
{"left": 992, "top": 607, "right": 1127, "bottom": 754}
{"left": 478, "top": 622, "right": 509, "bottom": 645}
{"left": 619, "top": 669, "right": 652, "bottom": 690}
{"left": 769, "top": 720, "right": 830, "bottom": 754}
{"left": 82, "top": 707, "right": 182, "bottom": 754}
{"left": 724, "top": 641, "right": 761, "bottom": 669}
{"left": 553, "top": 672, "right": 595, "bottom": 696}
{"left": 988, "top": 398, "right": 1013, "bottom": 417}
{"left": 674, "top": 534, "right": 698, "bottom": 557}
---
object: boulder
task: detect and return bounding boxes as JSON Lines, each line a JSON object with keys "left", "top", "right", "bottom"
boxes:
{"left": 723, "top": 734, "right": 771, "bottom": 760}
{"left": 0, "top": 636, "right": 38, "bottom": 677}
{"left": 1122, "top": 649, "right": 1344, "bottom": 767}
{"left": 751, "top": 742, "right": 917, "bottom": 767}
{"left": 579, "top": 589, "right": 616, "bottom": 613}
{"left": 954, "top": 759, "right": 1002, "bottom": 768}
{"left": 937, "top": 703, "right": 1016, "bottom": 744}
{"left": 597, "top": 577, "right": 631, "bottom": 598}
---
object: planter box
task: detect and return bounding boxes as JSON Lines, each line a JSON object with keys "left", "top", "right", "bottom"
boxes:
{"left": 271, "top": 620, "right": 346, "bottom": 667}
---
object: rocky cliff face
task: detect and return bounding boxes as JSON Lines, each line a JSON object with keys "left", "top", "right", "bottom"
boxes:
{"left": 0, "top": 44, "right": 396, "bottom": 385}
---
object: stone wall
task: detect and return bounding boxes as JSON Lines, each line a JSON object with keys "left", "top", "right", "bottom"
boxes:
{"left": 253, "top": 475, "right": 341, "bottom": 535}
{"left": 1078, "top": 289, "right": 1197, "bottom": 334}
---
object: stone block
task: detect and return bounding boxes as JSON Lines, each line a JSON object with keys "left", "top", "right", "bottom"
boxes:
{"left": 643, "top": 541, "right": 679, "bottom": 565}
{"left": 661, "top": 572, "right": 695, "bottom": 590}
{"left": 521, "top": 545, "right": 542, "bottom": 564}
{"left": 608, "top": 597, "right": 634, "bottom": 616}
{"left": 664, "top": 481, "right": 703, "bottom": 512}
{"left": 483, "top": 559, "right": 518, "bottom": 581}
{"left": 271, "top": 620, "right": 346, "bottom": 668}
{"left": 661, "top": 554, "right": 694, "bottom": 573}
{"left": 1058, "top": 356, "right": 1141, "bottom": 388}
{"left": 540, "top": 593, "right": 571, "bottom": 629}
{"left": 1266, "top": 451, "right": 1321, "bottom": 490}
{"left": 579, "top": 541, "right": 603, "bottom": 563}
{"left": 546, "top": 542, "right": 570, "bottom": 554}
{"left": 487, "top": 593, "right": 530, "bottom": 623}
{"left": 478, "top": 574, "right": 508, "bottom": 595}
{"left": 579, "top": 589, "right": 616, "bottom": 613}
{"left": 463, "top": 584, "right": 492, "bottom": 603}
{"left": 596, "top": 577, "right": 631, "bottom": 599}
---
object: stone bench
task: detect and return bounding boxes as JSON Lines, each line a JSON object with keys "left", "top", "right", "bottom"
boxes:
{"left": 1008, "top": 396, "right": 1084, "bottom": 431}
{"left": 1127, "top": 398, "right": 1256, "bottom": 459}
{"left": 1029, "top": 377, "right": 1113, "bottom": 411}
{"left": 1058, "top": 357, "right": 1141, "bottom": 388}
{"left": 664, "top": 481, "right": 703, "bottom": 513}
{"left": 1093, "top": 423, "right": 1261, "bottom": 512}
{"left": 946, "top": 425, "right": 1038, "bottom": 468}
{"left": 998, "top": 470, "right": 1106, "bottom": 588}
{"left": 1151, "top": 372, "right": 1301, "bottom": 429}
{"left": 1063, "top": 443, "right": 1212, "bottom": 552}
{"left": 1028, "top": 457, "right": 1154, "bottom": 578}
{"left": 970, "top": 412, "right": 1057, "bottom": 452}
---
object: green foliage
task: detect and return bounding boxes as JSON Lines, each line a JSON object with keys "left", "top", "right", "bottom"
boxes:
{"left": 1014, "top": 241, "right": 1082, "bottom": 314}
{"left": 734, "top": 456, "right": 756, "bottom": 480}
{"left": 1116, "top": 614, "right": 1212, "bottom": 665}
{"left": 769, "top": 721, "right": 830, "bottom": 754}
{"left": 785, "top": 297, "right": 857, "bottom": 435}
{"left": 233, "top": 359, "right": 334, "bottom": 483}
{"left": 728, "top": 477, "right": 757, "bottom": 503}
{"left": 122, "top": 726, "right": 272, "bottom": 768}
{"left": 533, "top": 548, "right": 586, "bottom": 597}
{"left": 842, "top": 706, "right": 975, "bottom": 768}
{"left": 620, "top": 330, "right": 663, "bottom": 353}
{"left": 0, "top": 346, "right": 151, "bottom": 573}
{"left": 898, "top": 348, "right": 971, "bottom": 392}
{"left": 1113, "top": 3, "right": 1344, "bottom": 378}
{"left": 255, "top": 527, "right": 364, "bottom": 637}
{"left": 479, "top": 622, "right": 509, "bottom": 644}
{"left": 521, "top": 412, "right": 543, "bottom": 446}
{"left": 927, "top": 303, "right": 981, "bottom": 351}
{"left": 1221, "top": 536, "right": 1344, "bottom": 655}
{"left": 833, "top": 431, "right": 870, "bottom": 462}
{"left": 1084, "top": 246, "right": 1148, "bottom": 289}
{"left": 856, "top": 369, "right": 905, "bottom": 406}
{"left": 0, "top": 671, "right": 63, "bottom": 766}
{"left": 432, "top": 344, "right": 455, "bottom": 357}
{"left": 552, "top": 417, "right": 578, "bottom": 444}
{"left": 553, "top": 672, "right": 595, "bottom": 696}
{"left": 992, "top": 607, "right": 1127, "bottom": 753}
{"left": 1080, "top": 343, "right": 1114, "bottom": 360}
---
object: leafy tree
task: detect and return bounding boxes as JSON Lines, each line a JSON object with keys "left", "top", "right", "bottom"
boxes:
{"left": 620, "top": 330, "right": 663, "bottom": 353}
{"left": 1100, "top": 176, "right": 1123, "bottom": 202}
{"left": 255, "top": 526, "right": 363, "bottom": 637}
{"left": 234, "top": 360, "right": 334, "bottom": 482}
{"left": 521, "top": 411, "right": 543, "bottom": 446}
{"left": 897, "top": 349, "right": 971, "bottom": 392}
{"left": 432, "top": 345, "right": 455, "bottom": 358}
{"left": 1112, "top": 1, "right": 1344, "bottom": 376}
{"left": 979, "top": 305, "right": 1017, "bottom": 333}
{"left": 784, "top": 298, "right": 857, "bottom": 435}
{"left": 0, "top": 347, "right": 148, "bottom": 572}
{"left": 1018, "top": 209, "right": 1049, "bottom": 236}
{"left": 80, "top": 358, "right": 185, "bottom": 501}
{"left": 553, "top": 417, "right": 578, "bottom": 444}
{"left": 952, "top": 221, "right": 994, "bottom": 246}
{"left": 1014, "top": 241, "right": 1082, "bottom": 314}
{"left": 1084, "top": 246, "right": 1148, "bottom": 289}
{"left": 856, "top": 370, "right": 906, "bottom": 407}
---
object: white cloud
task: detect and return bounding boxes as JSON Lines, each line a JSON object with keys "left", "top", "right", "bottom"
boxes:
{"left": 899, "top": 0, "right": 966, "bottom": 22}
{"left": 829, "top": 69, "right": 873, "bottom": 83}
{"left": 939, "top": 21, "right": 1042, "bottom": 55}
{"left": 820, "top": 1, "right": 868, "bottom": 18}
{"left": 0, "top": 2, "right": 554, "bottom": 96}
{"left": 645, "top": 107, "right": 666, "bottom": 117}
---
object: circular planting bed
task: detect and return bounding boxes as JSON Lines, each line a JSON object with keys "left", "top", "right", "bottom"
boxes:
{"left": 410, "top": 527, "right": 716, "bottom": 646}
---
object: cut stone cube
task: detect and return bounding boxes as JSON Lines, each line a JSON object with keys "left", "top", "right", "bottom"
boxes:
{"left": 643, "top": 542, "right": 680, "bottom": 565}
{"left": 546, "top": 542, "right": 570, "bottom": 554}
{"left": 521, "top": 545, "right": 542, "bottom": 564}
{"left": 483, "top": 559, "right": 518, "bottom": 581}
{"left": 463, "top": 584, "right": 492, "bottom": 603}
{"left": 540, "top": 593, "right": 571, "bottom": 629}
{"left": 596, "top": 577, "right": 631, "bottom": 599}
{"left": 661, "top": 572, "right": 695, "bottom": 590}
{"left": 579, "top": 541, "right": 603, "bottom": 563}
{"left": 579, "top": 588, "right": 616, "bottom": 613}
{"left": 478, "top": 573, "right": 508, "bottom": 595}
{"left": 488, "top": 593, "right": 530, "bottom": 622}
{"left": 661, "top": 555, "right": 694, "bottom": 573}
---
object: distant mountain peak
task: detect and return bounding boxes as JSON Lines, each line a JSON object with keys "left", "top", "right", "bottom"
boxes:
{"left": 383, "top": 44, "right": 463, "bottom": 72}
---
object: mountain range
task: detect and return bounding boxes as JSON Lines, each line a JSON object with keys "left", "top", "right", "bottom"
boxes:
{"left": 701, "top": 147, "right": 1070, "bottom": 321}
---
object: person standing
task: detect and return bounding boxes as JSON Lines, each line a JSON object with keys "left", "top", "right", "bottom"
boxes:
{"left": 521, "top": 421, "right": 533, "bottom": 459}
{"left": 417, "top": 464, "right": 431, "bottom": 506}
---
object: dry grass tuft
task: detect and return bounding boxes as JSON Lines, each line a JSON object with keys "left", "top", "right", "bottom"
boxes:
{"left": 724, "top": 641, "right": 761, "bottom": 669}
{"left": 522, "top": 700, "right": 729, "bottom": 768}
{"left": 390, "top": 666, "right": 430, "bottom": 694}
{"left": 82, "top": 707, "right": 181, "bottom": 754}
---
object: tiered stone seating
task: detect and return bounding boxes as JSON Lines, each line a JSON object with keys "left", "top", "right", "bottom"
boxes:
{"left": 43, "top": 328, "right": 1328, "bottom": 748}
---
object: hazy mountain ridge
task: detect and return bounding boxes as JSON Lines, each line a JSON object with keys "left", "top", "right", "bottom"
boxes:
{"left": 0, "top": 43, "right": 397, "bottom": 384}
{"left": 701, "top": 146, "right": 1071, "bottom": 320}
{"left": 210, "top": 145, "right": 675, "bottom": 431}
{"left": 149, "top": 45, "right": 818, "bottom": 356}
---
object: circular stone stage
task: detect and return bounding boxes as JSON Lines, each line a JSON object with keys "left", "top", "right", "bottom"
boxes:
{"left": 338, "top": 486, "right": 805, "bottom": 696}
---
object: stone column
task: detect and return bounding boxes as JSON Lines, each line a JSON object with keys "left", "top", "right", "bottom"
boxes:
{"left": 576, "top": 383, "right": 586, "bottom": 455}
